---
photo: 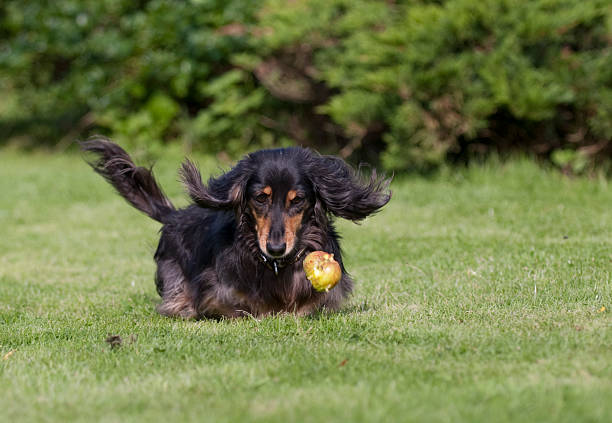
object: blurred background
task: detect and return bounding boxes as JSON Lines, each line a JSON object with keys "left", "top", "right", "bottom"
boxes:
{"left": 1, "top": 0, "right": 610, "bottom": 173}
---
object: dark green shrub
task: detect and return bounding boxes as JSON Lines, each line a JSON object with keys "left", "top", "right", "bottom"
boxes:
{"left": 1, "top": 0, "right": 610, "bottom": 172}
{"left": 0, "top": 0, "right": 263, "bottom": 152}
{"left": 250, "top": 0, "right": 611, "bottom": 171}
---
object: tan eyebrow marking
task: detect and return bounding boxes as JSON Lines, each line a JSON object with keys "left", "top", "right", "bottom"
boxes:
{"left": 287, "top": 190, "right": 297, "bottom": 201}
{"left": 263, "top": 186, "right": 272, "bottom": 196}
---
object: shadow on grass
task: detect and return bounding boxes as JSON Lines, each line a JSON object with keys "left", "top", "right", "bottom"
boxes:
{"left": 306, "top": 300, "right": 374, "bottom": 321}
{"left": 116, "top": 292, "right": 375, "bottom": 323}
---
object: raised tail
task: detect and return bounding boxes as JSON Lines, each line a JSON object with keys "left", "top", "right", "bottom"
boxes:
{"left": 81, "top": 137, "right": 175, "bottom": 223}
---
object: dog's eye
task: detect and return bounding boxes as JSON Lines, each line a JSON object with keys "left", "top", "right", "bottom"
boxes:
{"left": 255, "top": 193, "right": 269, "bottom": 204}
{"left": 291, "top": 196, "right": 304, "bottom": 205}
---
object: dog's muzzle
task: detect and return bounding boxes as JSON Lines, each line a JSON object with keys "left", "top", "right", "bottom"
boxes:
{"left": 259, "top": 248, "right": 305, "bottom": 276}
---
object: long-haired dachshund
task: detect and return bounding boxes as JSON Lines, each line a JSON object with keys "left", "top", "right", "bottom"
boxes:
{"left": 82, "top": 138, "right": 391, "bottom": 319}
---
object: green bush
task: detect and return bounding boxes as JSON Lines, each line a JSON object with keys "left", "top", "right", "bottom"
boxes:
{"left": 1, "top": 0, "right": 610, "bottom": 171}
{"left": 0, "top": 0, "right": 263, "bottom": 153}
{"left": 251, "top": 0, "right": 611, "bottom": 171}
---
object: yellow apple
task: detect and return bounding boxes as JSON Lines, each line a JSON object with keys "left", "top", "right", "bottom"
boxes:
{"left": 303, "top": 251, "right": 342, "bottom": 292}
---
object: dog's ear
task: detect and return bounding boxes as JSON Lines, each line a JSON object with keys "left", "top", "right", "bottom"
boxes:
{"left": 180, "top": 159, "right": 249, "bottom": 210}
{"left": 307, "top": 155, "right": 391, "bottom": 222}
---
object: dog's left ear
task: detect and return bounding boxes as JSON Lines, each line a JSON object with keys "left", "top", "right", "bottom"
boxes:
{"left": 180, "top": 159, "right": 249, "bottom": 210}
{"left": 307, "top": 155, "right": 391, "bottom": 222}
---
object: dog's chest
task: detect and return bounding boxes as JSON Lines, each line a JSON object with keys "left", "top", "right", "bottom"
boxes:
{"left": 223, "top": 264, "right": 319, "bottom": 316}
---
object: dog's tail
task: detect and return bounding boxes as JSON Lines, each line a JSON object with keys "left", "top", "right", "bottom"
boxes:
{"left": 81, "top": 137, "right": 175, "bottom": 223}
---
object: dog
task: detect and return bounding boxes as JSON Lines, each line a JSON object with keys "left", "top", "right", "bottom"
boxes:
{"left": 82, "top": 137, "right": 391, "bottom": 319}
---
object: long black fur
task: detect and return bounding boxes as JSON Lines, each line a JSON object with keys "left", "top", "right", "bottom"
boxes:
{"left": 82, "top": 137, "right": 391, "bottom": 319}
{"left": 81, "top": 138, "right": 174, "bottom": 223}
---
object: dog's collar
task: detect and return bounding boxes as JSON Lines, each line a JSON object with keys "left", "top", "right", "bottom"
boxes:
{"left": 259, "top": 248, "right": 306, "bottom": 276}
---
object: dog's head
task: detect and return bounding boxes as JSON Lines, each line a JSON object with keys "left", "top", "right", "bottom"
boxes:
{"left": 180, "top": 148, "right": 391, "bottom": 259}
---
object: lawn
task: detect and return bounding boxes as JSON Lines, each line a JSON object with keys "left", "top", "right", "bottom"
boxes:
{"left": 1, "top": 149, "right": 610, "bottom": 422}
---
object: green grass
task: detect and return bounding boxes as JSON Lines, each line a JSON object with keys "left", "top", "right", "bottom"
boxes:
{"left": 1, "top": 149, "right": 610, "bottom": 423}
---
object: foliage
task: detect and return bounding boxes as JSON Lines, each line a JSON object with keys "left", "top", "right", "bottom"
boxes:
{"left": 1, "top": 0, "right": 610, "bottom": 171}
{"left": 0, "top": 0, "right": 263, "bottom": 153}
{"left": 251, "top": 0, "right": 612, "bottom": 170}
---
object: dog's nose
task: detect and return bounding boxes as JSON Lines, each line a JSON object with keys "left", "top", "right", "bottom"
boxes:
{"left": 266, "top": 241, "right": 286, "bottom": 257}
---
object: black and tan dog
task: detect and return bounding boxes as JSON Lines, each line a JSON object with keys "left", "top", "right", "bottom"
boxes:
{"left": 82, "top": 138, "right": 390, "bottom": 318}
